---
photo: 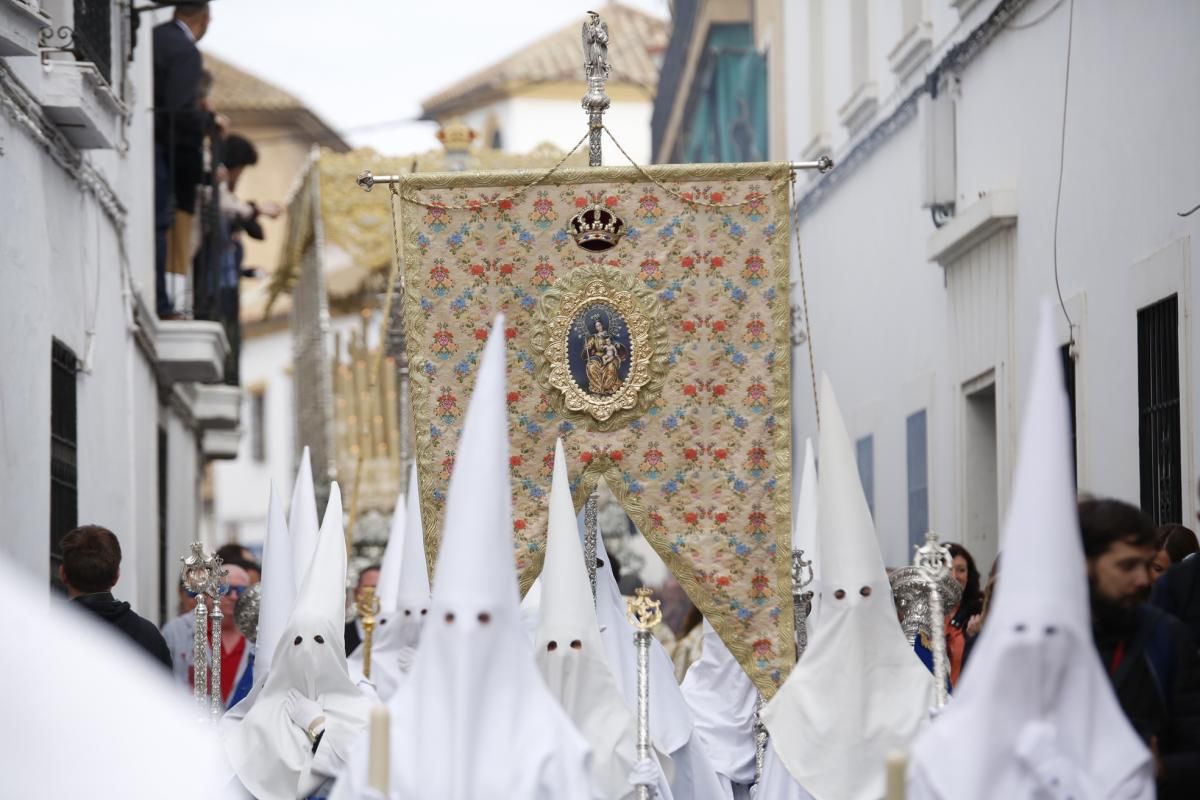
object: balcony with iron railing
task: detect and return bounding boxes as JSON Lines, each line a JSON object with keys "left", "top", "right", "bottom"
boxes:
{"left": 1, "top": 0, "right": 124, "bottom": 148}
{"left": 69, "top": 0, "right": 111, "bottom": 85}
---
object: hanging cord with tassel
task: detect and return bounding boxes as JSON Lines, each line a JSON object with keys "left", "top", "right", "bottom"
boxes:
{"left": 789, "top": 173, "right": 819, "bottom": 429}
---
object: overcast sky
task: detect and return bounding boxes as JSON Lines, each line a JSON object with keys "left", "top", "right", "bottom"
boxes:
{"left": 201, "top": 0, "right": 670, "bottom": 154}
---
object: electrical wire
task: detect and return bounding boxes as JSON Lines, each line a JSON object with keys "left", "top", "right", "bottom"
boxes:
{"left": 1005, "top": 0, "right": 1068, "bottom": 30}
{"left": 1051, "top": 0, "right": 1076, "bottom": 346}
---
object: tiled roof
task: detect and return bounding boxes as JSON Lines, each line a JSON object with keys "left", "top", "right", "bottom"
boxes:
{"left": 201, "top": 52, "right": 350, "bottom": 151}
{"left": 421, "top": 2, "right": 668, "bottom": 116}
{"left": 203, "top": 52, "right": 306, "bottom": 112}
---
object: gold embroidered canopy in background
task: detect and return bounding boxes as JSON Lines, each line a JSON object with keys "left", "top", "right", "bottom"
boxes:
{"left": 399, "top": 163, "right": 794, "bottom": 696}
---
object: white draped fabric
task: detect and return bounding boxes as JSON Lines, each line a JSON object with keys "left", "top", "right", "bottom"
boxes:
{"left": 680, "top": 619, "right": 758, "bottom": 794}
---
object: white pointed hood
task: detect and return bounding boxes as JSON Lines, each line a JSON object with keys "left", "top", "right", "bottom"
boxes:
{"left": 3, "top": 557, "right": 236, "bottom": 798}
{"left": 255, "top": 481, "right": 295, "bottom": 682}
{"left": 680, "top": 618, "right": 759, "bottom": 786}
{"left": 226, "top": 483, "right": 371, "bottom": 800}
{"left": 762, "top": 375, "right": 931, "bottom": 800}
{"left": 290, "top": 446, "right": 321, "bottom": 589}
{"left": 332, "top": 317, "right": 595, "bottom": 800}
{"left": 591, "top": 516, "right": 694, "bottom": 756}
{"left": 793, "top": 438, "right": 821, "bottom": 634}
{"left": 376, "top": 479, "right": 407, "bottom": 614}
{"left": 537, "top": 439, "right": 651, "bottom": 799}
{"left": 394, "top": 464, "right": 430, "bottom": 617}
{"left": 348, "top": 465, "right": 429, "bottom": 701}
{"left": 908, "top": 306, "right": 1153, "bottom": 799}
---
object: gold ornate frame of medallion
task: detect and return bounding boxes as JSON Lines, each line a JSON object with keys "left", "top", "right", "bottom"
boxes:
{"left": 531, "top": 263, "right": 669, "bottom": 433}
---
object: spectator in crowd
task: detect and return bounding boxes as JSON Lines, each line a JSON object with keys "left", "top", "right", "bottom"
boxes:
{"left": 346, "top": 564, "right": 381, "bottom": 655}
{"left": 217, "top": 543, "right": 254, "bottom": 567}
{"left": 1153, "top": 485, "right": 1200, "bottom": 650}
{"left": 1153, "top": 524, "right": 1200, "bottom": 581}
{"left": 944, "top": 542, "right": 985, "bottom": 686}
{"left": 59, "top": 525, "right": 172, "bottom": 669}
{"left": 192, "top": 134, "right": 281, "bottom": 382}
{"left": 1080, "top": 497, "right": 1200, "bottom": 798}
{"left": 1157, "top": 558, "right": 1200, "bottom": 654}
{"left": 152, "top": 0, "right": 212, "bottom": 318}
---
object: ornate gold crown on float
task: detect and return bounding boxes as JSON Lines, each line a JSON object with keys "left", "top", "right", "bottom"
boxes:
{"left": 435, "top": 118, "right": 476, "bottom": 151}
{"left": 569, "top": 204, "right": 625, "bottom": 252}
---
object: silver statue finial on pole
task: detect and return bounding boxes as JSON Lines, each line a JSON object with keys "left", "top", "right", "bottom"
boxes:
{"left": 180, "top": 542, "right": 229, "bottom": 722}
{"left": 889, "top": 532, "right": 961, "bottom": 716}
{"left": 581, "top": 10, "right": 611, "bottom": 167}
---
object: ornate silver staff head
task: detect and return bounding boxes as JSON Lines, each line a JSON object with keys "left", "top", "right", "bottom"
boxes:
{"left": 892, "top": 531, "right": 960, "bottom": 714}
{"left": 180, "top": 542, "right": 214, "bottom": 595}
{"left": 914, "top": 531, "right": 954, "bottom": 584}
{"left": 791, "top": 548, "right": 814, "bottom": 594}
{"left": 889, "top": 565, "right": 960, "bottom": 645}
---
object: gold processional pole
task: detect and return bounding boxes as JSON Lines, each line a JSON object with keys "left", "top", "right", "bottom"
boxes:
{"left": 356, "top": 585, "right": 381, "bottom": 680}
{"left": 626, "top": 587, "right": 662, "bottom": 800}
{"left": 180, "top": 542, "right": 229, "bottom": 722}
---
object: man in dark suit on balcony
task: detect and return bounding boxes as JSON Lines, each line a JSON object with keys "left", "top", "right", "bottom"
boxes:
{"left": 153, "top": 1, "right": 211, "bottom": 317}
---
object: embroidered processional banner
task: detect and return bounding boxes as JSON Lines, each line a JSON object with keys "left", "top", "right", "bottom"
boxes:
{"left": 398, "top": 163, "right": 794, "bottom": 695}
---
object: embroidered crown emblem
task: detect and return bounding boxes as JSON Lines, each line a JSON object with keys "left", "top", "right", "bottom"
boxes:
{"left": 569, "top": 204, "right": 625, "bottom": 252}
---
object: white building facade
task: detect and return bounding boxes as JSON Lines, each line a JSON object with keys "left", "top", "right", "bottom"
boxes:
{"left": 0, "top": 1, "right": 240, "bottom": 622}
{"left": 783, "top": 0, "right": 1200, "bottom": 568}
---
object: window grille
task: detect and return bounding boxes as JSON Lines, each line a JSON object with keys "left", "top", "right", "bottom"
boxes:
{"left": 1138, "top": 295, "right": 1182, "bottom": 525}
{"left": 72, "top": 0, "right": 113, "bottom": 85}
{"left": 50, "top": 340, "right": 79, "bottom": 582}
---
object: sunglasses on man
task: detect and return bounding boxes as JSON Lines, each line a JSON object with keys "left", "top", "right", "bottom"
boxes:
{"left": 186, "top": 584, "right": 250, "bottom": 598}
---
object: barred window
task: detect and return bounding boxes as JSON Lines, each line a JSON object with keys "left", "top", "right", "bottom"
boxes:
{"left": 50, "top": 340, "right": 79, "bottom": 586}
{"left": 1138, "top": 295, "right": 1181, "bottom": 525}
